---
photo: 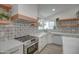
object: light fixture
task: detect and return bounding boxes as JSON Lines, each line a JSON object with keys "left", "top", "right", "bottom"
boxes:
{"left": 52, "top": 9, "right": 55, "bottom": 11}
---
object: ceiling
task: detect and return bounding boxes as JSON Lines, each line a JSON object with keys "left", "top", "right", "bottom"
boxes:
{"left": 39, "top": 4, "right": 79, "bottom": 18}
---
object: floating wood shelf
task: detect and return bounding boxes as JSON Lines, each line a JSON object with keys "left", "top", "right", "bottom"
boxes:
{"left": 59, "top": 18, "right": 79, "bottom": 21}
{"left": 0, "top": 4, "right": 12, "bottom": 11}
{"left": 0, "top": 20, "right": 10, "bottom": 25}
{"left": 60, "top": 24, "right": 79, "bottom": 27}
{"left": 11, "top": 14, "right": 38, "bottom": 23}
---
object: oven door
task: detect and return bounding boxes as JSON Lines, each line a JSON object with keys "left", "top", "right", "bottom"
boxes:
{"left": 27, "top": 42, "right": 38, "bottom": 54}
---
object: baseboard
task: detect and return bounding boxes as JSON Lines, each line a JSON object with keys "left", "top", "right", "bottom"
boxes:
{"left": 47, "top": 43, "right": 62, "bottom": 46}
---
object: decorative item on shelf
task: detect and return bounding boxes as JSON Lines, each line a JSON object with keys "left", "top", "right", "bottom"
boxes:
{"left": 0, "top": 13, "right": 9, "bottom": 20}
{"left": 30, "top": 22, "right": 38, "bottom": 27}
{"left": 0, "top": 13, "right": 10, "bottom": 24}
{"left": 0, "top": 4, "right": 12, "bottom": 25}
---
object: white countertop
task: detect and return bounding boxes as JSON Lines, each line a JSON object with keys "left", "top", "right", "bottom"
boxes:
{"left": 0, "top": 39, "right": 23, "bottom": 53}
{"left": 30, "top": 32, "right": 47, "bottom": 38}
{"left": 50, "top": 31, "right": 79, "bottom": 37}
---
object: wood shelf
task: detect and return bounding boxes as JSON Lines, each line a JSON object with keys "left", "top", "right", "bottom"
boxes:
{"left": 59, "top": 18, "right": 79, "bottom": 21}
{"left": 11, "top": 14, "right": 38, "bottom": 23}
{"left": 0, "top": 4, "right": 12, "bottom": 11}
{"left": 60, "top": 24, "right": 79, "bottom": 27}
{"left": 0, "top": 20, "right": 10, "bottom": 25}
{"left": 58, "top": 18, "right": 79, "bottom": 27}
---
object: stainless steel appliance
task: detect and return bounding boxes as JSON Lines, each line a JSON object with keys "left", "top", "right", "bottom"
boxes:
{"left": 15, "top": 35, "right": 38, "bottom": 54}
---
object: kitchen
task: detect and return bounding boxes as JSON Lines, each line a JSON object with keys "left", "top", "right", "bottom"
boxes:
{"left": 0, "top": 4, "right": 79, "bottom": 54}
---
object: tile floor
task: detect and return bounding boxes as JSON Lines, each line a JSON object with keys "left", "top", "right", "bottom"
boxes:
{"left": 40, "top": 44, "right": 63, "bottom": 54}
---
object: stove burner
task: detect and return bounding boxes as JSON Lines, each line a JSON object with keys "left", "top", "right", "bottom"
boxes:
{"left": 15, "top": 35, "right": 36, "bottom": 42}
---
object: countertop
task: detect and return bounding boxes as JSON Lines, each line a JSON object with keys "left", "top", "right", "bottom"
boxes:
{"left": 50, "top": 31, "right": 79, "bottom": 37}
{"left": 30, "top": 32, "right": 47, "bottom": 38}
{"left": 0, "top": 39, "right": 23, "bottom": 53}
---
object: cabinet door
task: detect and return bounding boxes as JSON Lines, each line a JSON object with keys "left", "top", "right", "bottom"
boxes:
{"left": 38, "top": 35, "right": 47, "bottom": 52}
{"left": 52, "top": 35, "right": 62, "bottom": 45}
{"left": 7, "top": 45, "right": 23, "bottom": 54}
{"left": 46, "top": 33, "right": 53, "bottom": 44}
{"left": 63, "top": 36, "right": 79, "bottom": 54}
{"left": 47, "top": 33, "right": 62, "bottom": 45}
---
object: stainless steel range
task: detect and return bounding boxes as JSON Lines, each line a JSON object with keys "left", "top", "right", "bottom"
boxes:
{"left": 15, "top": 35, "right": 38, "bottom": 54}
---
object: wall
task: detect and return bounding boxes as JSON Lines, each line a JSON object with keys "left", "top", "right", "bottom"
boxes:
{"left": 0, "top": 22, "right": 38, "bottom": 40}
{"left": 0, "top": 4, "right": 39, "bottom": 41}
{"left": 18, "top": 4, "right": 38, "bottom": 18}
{"left": 11, "top": 4, "right": 18, "bottom": 16}
{"left": 11, "top": 4, "right": 38, "bottom": 18}
{"left": 49, "top": 7, "right": 79, "bottom": 20}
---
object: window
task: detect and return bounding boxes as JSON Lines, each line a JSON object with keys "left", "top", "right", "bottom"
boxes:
{"left": 38, "top": 20, "right": 55, "bottom": 30}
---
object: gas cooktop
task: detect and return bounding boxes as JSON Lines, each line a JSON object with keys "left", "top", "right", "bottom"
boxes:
{"left": 14, "top": 35, "right": 36, "bottom": 42}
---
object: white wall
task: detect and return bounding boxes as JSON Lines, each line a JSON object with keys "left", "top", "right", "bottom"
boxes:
{"left": 49, "top": 7, "right": 79, "bottom": 20}
{"left": 11, "top": 4, "right": 38, "bottom": 18}
{"left": 11, "top": 4, "right": 18, "bottom": 16}
{"left": 18, "top": 4, "right": 38, "bottom": 18}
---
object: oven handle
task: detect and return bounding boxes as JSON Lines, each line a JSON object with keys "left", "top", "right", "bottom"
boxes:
{"left": 25, "top": 42, "right": 38, "bottom": 48}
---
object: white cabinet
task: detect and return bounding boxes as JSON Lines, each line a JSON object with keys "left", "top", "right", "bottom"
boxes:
{"left": 51, "top": 35, "right": 62, "bottom": 45}
{"left": 46, "top": 33, "right": 53, "bottom": 44}
{"left": 63, "top": 36, "right": 79, "bottom": 54}
{"left": 0, "top": 40, "right": 23, "bottom": 54}
{"left": 6, "top": 45, "right": 23, "bottom": 54}
{"left": 38, "top": 34, "right": 48, "bottom": 52}
{"left": 47, "top": 33, "right": 62, "bottom": 45}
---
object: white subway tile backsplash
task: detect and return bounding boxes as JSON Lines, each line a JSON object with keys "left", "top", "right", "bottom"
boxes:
{"left": 0, "top": 22, "right": 38, "bottom": 40}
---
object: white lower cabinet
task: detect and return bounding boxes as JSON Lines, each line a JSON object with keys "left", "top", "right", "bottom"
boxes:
{"left": 38, "top": 34, "right": 48, "bottom": 52}
{"left": 47, "top": 33, "right": 62, "bottom": 45}
{"left": 46, "top": 33, "right": 53, "bottom": 44}
{"left": 6, "top": 45, "right": 23, "bottom": 54}
{"left": 63, "top": 36, "right": 79, "bottom": 54}
{"left": 51, "top": 35, "right": 62, "bottom": 45}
